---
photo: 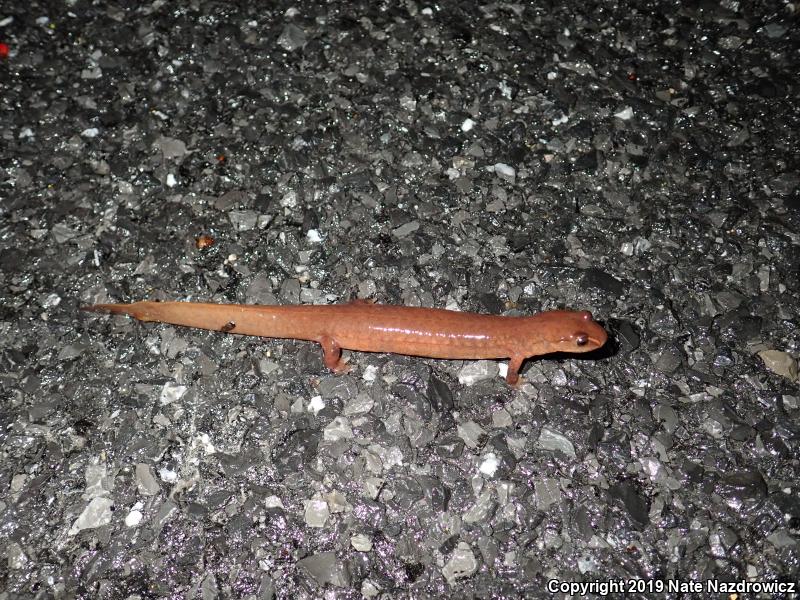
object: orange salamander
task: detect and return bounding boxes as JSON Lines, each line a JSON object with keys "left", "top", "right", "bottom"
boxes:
{"left": 82, "top": 300, "right": 608, "bottom": 385}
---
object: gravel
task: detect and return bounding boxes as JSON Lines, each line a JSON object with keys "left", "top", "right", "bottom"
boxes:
{"left": 1, "top": 0, "right": 798, "bottom": 597}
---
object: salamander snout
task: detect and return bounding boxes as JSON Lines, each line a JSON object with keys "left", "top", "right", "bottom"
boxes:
{"left": 557, "top": 312, "right": 608, "bottom": 352}
{"left": 527, "top": 309, "right": 609, "bottom": 356}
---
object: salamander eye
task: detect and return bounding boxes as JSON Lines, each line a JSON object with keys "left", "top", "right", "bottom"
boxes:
{"left": 576, "top": 333, "right": 589, "bottom": 346}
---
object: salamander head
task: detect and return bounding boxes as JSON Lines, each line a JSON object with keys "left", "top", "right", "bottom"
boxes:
{"left": 532, "top": 310, "right": 608, "bottom": 355}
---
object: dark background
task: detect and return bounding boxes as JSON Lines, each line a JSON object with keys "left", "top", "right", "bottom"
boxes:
{"left": 1, "top": 1, "right": 798, "bottom": 597}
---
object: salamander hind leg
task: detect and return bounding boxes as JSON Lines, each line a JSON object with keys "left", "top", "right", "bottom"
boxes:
{"left": 506, "top": 355, "right": 525, "bottom": 387}
{"left": 320, "top": 336, "right": 350, "bottom": 374}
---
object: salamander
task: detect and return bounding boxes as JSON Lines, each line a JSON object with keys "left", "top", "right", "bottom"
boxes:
{"left": 82, "top": 300, "right": 608, "bottom": 385}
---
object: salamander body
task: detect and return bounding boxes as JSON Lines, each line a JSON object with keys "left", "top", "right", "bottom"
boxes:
{"left": 82, "top": 301, "right": 608, "bottom": 385}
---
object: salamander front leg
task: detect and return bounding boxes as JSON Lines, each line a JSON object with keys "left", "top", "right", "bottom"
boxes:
{"left": 320, "top": 336, "right": 350, "bottom": 374}
{"left": 506, "top": 355, "right": 525, "bottom": 386}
